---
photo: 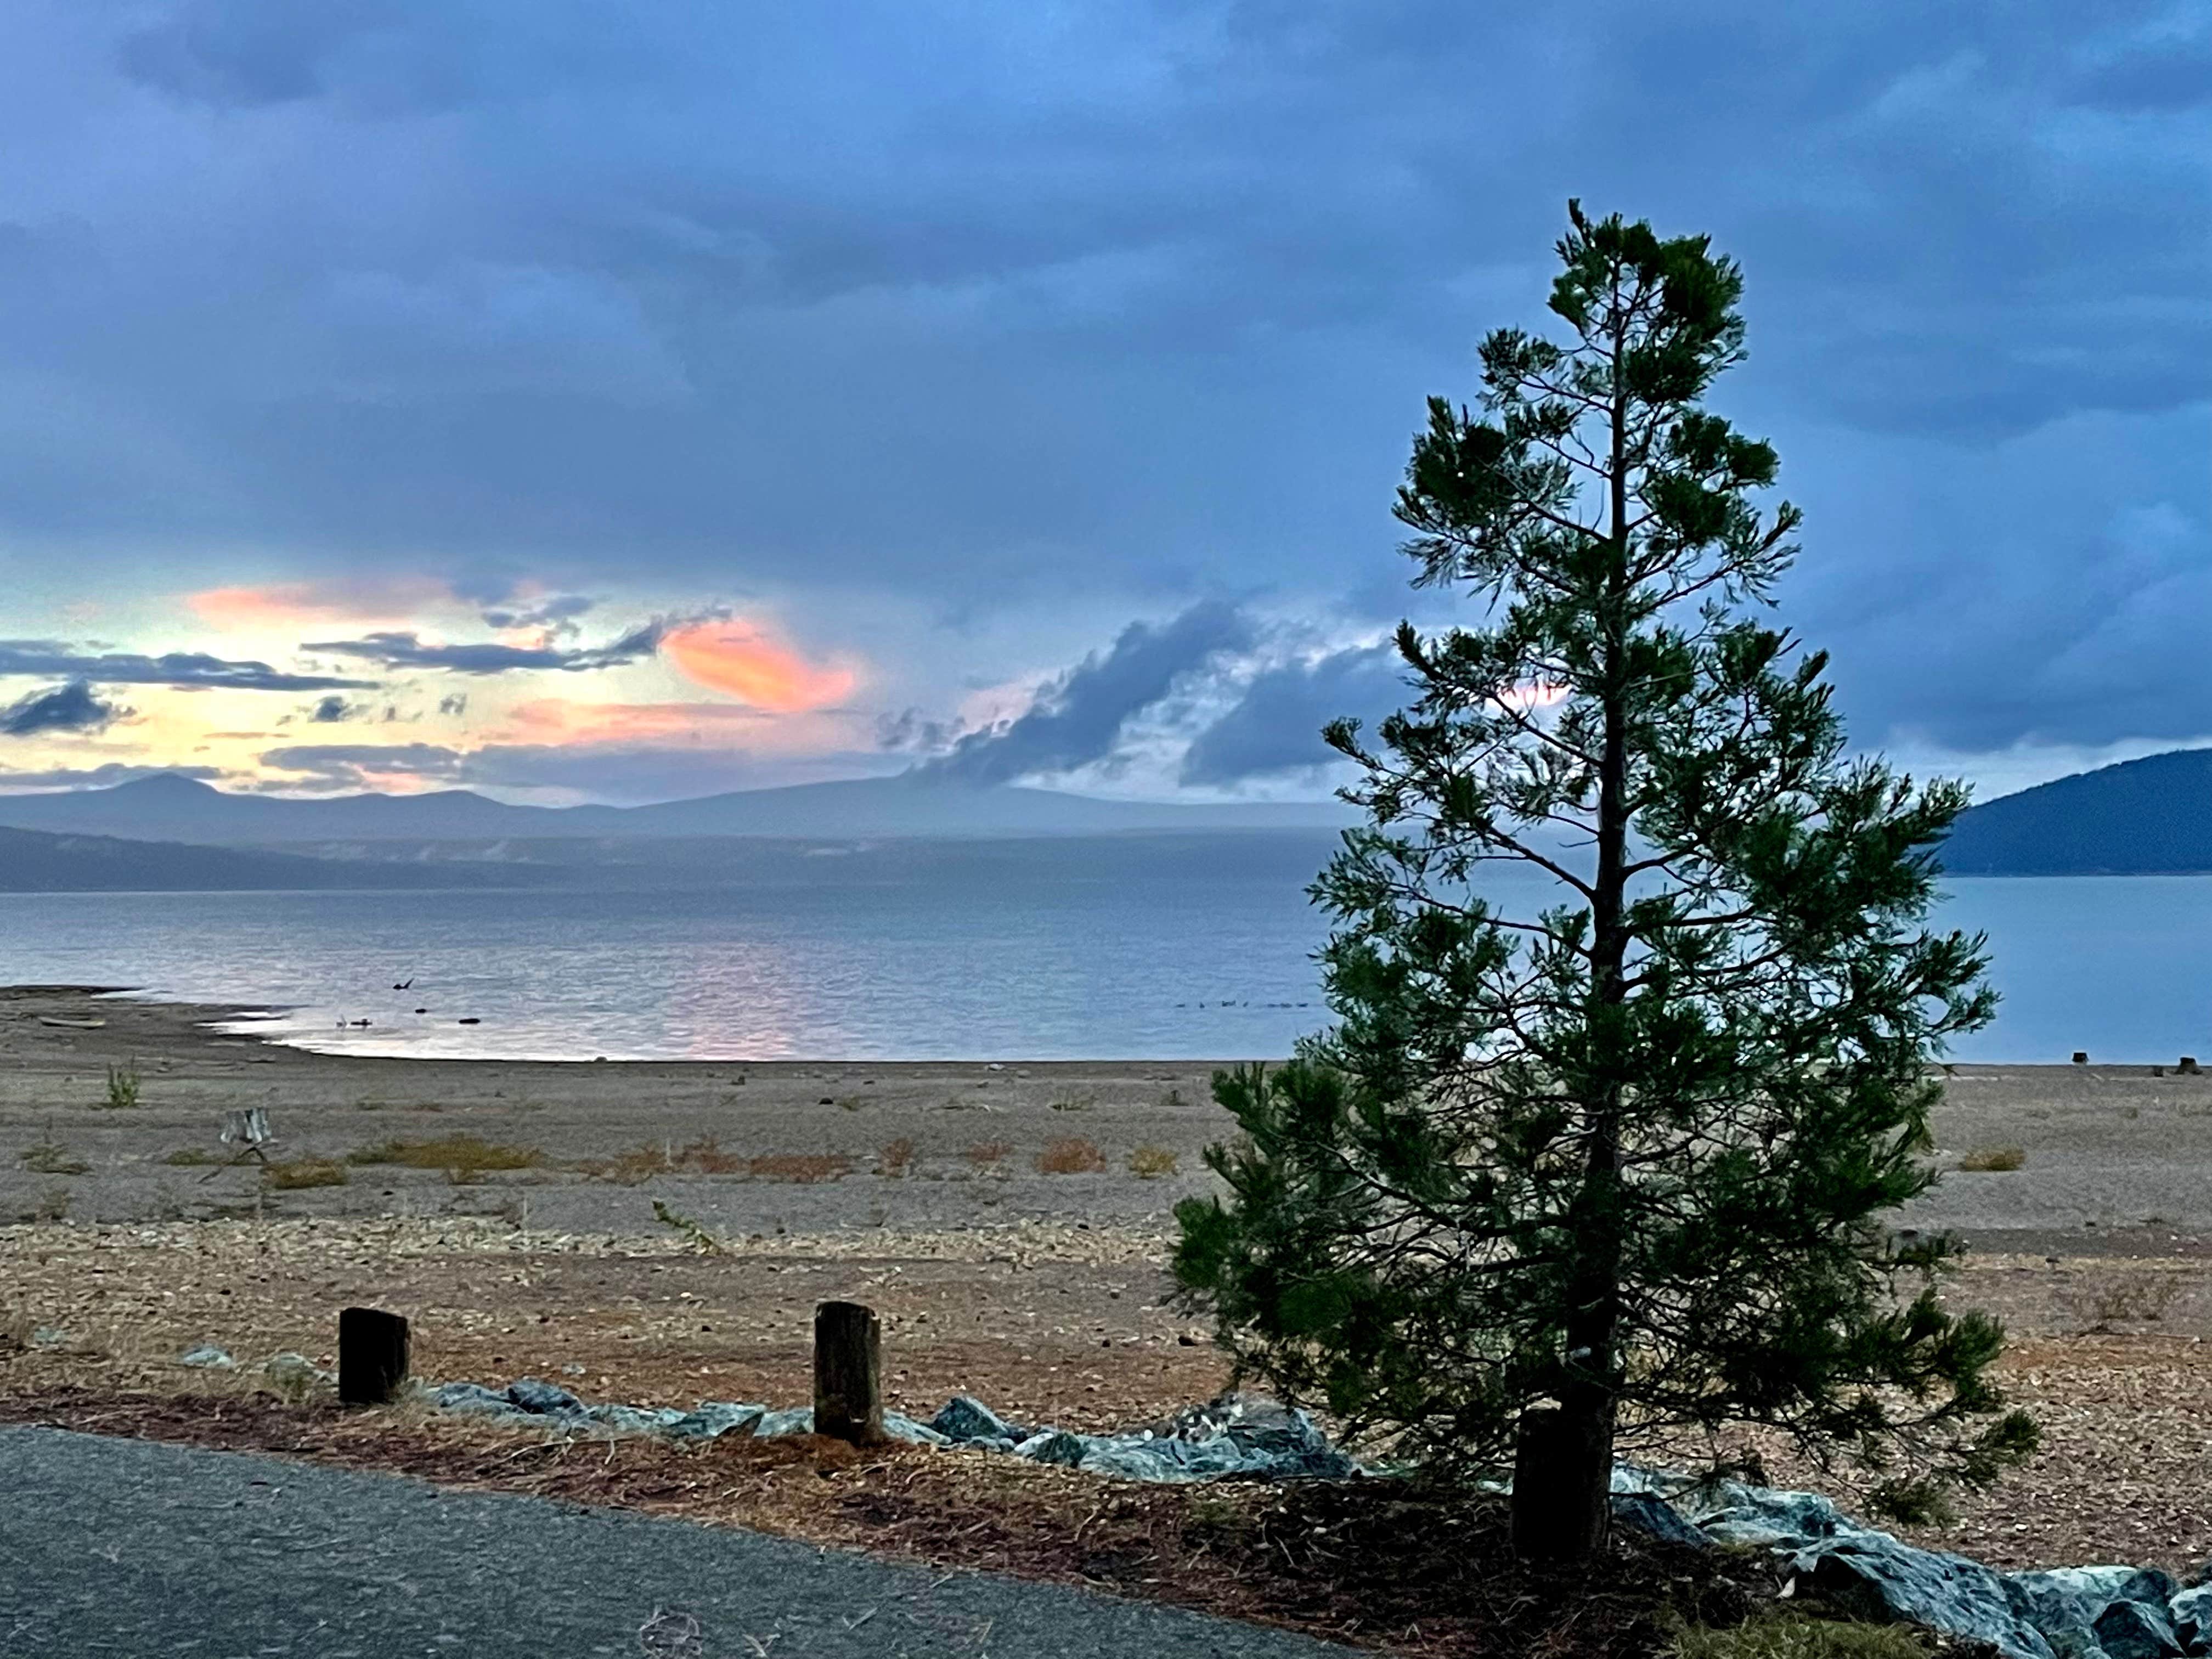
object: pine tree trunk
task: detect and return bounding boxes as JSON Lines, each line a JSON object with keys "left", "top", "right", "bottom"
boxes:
{"left": 1511, "top": 1404, "right": 1613, "bottom": 1561}
{"left": 1515, "top": 289, "right": 1633, "bottom": 1562}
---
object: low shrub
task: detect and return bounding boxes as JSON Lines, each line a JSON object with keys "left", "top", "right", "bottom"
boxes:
{"left": 746, "top": 1153, "right": 854, "bottom": 1183}
{"left": 578, "top": 1136, "right": 755, "bottom": 1182}
{"left": 19, "top": 1134, "right": 88, "bottom": 1176}
{"left": 100, "top": 1063, "right": 142, "bottom": 1111}
{"left": 1127, "top": 1144, "right": 1179, "bottom": 1178}
{"left": 1037, "top": 1136, "right": 1107, "bottom": 1175}
{"left": 1956, "top": 1146, "right": 2026, "bottom": 1172}
{"left": 876, "top": 1137, "right": 916, "bottom": 1177}
{"left": 2064, "top": 1267, "right": 2182, "bottom": 1331}
{"left": 348, "top": 1135, "right": 545, "bottom": 1176}
{"left": 264, "top": 1157, "right": 348, "bottom": 1191}
{"left": 966, "top": 1141, "right": 1012, "bottom": 1170}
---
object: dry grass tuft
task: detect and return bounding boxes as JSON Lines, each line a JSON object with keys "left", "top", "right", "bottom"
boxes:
{"left": 578, "top": 1136, "right": 756, "bottom": 1182}
{"left": 2062, "top": 1268, "right": 2183, "bottom": 1332}
{"left": 25, "top": 1186, "right": 71, "bottom": 1222}
{"left": 348, "top": 1135, "right": 545, "bottom": 1176}
{"left": 19, "top": 1133, "right": 89, "bottom": 1176}
{"left": 1669, "top": 1613, "right": 1938, "bottom": 1658}
{"left": 1126, "top": 1145, "right": 1179, "bottom": 1179}
{"left": 875, "top": 1137, "right": 916, "bottom": 1178}
{"left": 1956, "top": 1146, "right": 2026, "bottom": 1172}
{"left": 263, "top": 1158, "right": 348, "bottom": 1192}
{"left": 965, "top": 1141, "right": 1012, "bottom": 1170}
{"left": 159, "top": 1147, "right": 217, "bottom": 1167}
{"left": 1037, "top": 1137, "right": 1107, "bottom": 1176}
{"left": 745, "top": 1153, "right": 853, "bottom": 1184}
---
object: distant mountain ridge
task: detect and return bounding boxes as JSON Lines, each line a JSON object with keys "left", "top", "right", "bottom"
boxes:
{"left": 1940, "top": 748, "right": 2212, "bottom": 875}
{"left": 0, "top": 771, "right": 1352, "bottom": 846}
{"left": 0, "top": 823, "right": 562, "bottom": 893}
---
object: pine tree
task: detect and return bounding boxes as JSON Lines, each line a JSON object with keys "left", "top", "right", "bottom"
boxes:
{"left": 1172, "top": 202, "right": 2034, "bottom": 1561}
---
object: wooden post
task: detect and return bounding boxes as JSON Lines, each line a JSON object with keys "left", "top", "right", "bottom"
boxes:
{"left": 338, "top": 1307, "right": 410, "bottom": 1406}
{"left": 813, "top": 1301, "right": 883, "bottom": 1445}
{"left": 1510, "top": 1404, "right": 1610, "bottom": 1563}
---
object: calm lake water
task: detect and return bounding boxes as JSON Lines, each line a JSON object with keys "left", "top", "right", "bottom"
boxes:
{"left": 1, "top": 833, "right": 2204, "bottom": 1063}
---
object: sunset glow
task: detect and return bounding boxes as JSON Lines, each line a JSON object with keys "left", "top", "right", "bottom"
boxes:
{"left": 659, "top": 620, "right": 859, "bottom": 713}
{"left": 188, "top": 578, "right": 459, "bottom": 630}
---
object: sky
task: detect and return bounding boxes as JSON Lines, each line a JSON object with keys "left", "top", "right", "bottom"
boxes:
{"left": 0, "top": 1, "right": 2204, "bottom": 806}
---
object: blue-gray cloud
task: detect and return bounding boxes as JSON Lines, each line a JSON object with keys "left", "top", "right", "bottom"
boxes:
{"left": 302, "top": 623, "right": 661, "bottom": 674}
{"left": 1180, "top": 644, "right": 1407, "bottom": 786}
{"left": 259, "top": 742, "right": 467, "bottom": 788}
{"left": 922, "top": 601, "right": 1256, "bottom": 786}
{"left": 308, "top": 693, "right": 356, "bottom": 722}
{"left": 0, "top": 1, "right": 2203, "bottom": 770}
{"left": 2, "top": 679, "right": 123, "bottom": 737}
{"left": 0, "top": 641, "right": 375, "bottom": 693}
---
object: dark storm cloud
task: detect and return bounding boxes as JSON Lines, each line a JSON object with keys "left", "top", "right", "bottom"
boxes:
{"left": 922, "top": 600, "right": 1255, "bottom": 785}
{"left": 1, "top": 679, "right": 123, "bottom": 737}
{"left": 1, "top": 1, "right": 2205, "bottom": 762}
{"left": 1180, "top": 644, "right": 1407, "bottom": 786}
{"left": 0, "top": 641, "right": 375, "bottom": 693}
{"left": 308, "top": 693, "right": 356, "bottom": 722}
{"left": 302, "top": 623, "right": 661, "bottom": 675}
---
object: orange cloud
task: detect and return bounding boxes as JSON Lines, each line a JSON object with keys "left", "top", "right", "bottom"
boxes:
{"left": 659, "top": 619, "right": 858, "bottom": 713}
{"left": 501, "top": 699, "right": 774, "bottom": 745}
{"left": 188, "top": 577, "right": 455, "bottom": 630}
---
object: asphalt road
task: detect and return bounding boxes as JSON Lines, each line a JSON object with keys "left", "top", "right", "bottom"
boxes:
{"left": 0, "top": 1427, "right": 1356, "bottom": 1658}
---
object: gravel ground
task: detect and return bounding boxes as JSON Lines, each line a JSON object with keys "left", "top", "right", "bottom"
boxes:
{"left": 5, "top": 985, "right": 2212, "bottom": 1578}
{"left": 0, "top": 1425, "right": 1356, "bottom": 1658}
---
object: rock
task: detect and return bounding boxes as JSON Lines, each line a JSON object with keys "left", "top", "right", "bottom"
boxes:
{"left": 883, "top": 1413, "right": 950, "bottom": 1447}
{"left": 664, "top": 1403, "right": 766, "bottom": 1442}
{"left": 2007, "top": 1567, "right": 2179, "bottom": 1657}
{"left": 2167, "top": 1584, "right": 2212, "bottom": 1655}
{"left": 431, "top": 1383, "right": 527, "bottom": 1420}
{"left": 752, "top": 1407, "right": 814, "bottom": 1437}
{"left": 1610, "top": 1491, "right": 1709, "bottom": 1549}
{"left": 1684, "top": 1481, "right": 1858, "bottom": 1549}
{"left": 2095, "top": 1599, "right": 2183, "bottom": 1659}
{"left": 587, "top": 1404, "right": 688, "bottom": 1435}
{"left": 1076, "top": 1436, "right": 1255, "bottom": 1483}
{"left": 177, "top": 1344, "right": 235, "bottom": 1370}
{"left": 930, "top": 1395, "right": 1018, "bottom": 1444}
{"left": 1136, "top": 1391, "right": 1359, "bottom": 1481}
{"left": 30, "top": 1328, "right": 69, "bottom": 1348}
{"left": 1793, "top": 1534, "right": 2056, "bottom": 1659}
{"left": 505, "top": 1379, "right": 584, "bottom": 1416}
{"left": 1014, "top": 1430, "right": 1091, "bottom": 1467}
{"left": 262, "top": 1352, "right": 331, "bottom": 1397}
